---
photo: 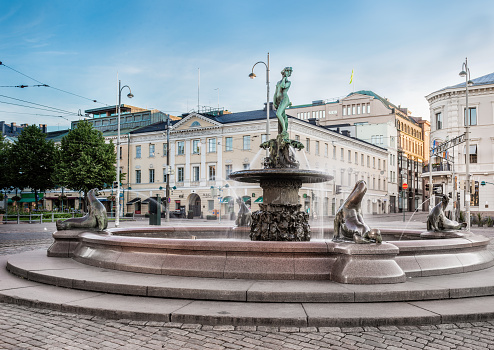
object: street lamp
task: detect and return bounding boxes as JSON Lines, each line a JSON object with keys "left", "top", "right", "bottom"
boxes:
{"left": 115, "top": 80, "right": 133, "bottom": 228}
{"left": 249, "top": 53, "right": 270, "bottom": 142}
{"left": 459, "top": 58, "right": 473, "bottom": 232}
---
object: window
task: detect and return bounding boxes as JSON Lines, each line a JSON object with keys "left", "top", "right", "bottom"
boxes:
{"left": 464, "top": 107, "right": 477, "bottom": 126}
{"left": 355, "top": 152, "right": 358, "bottom": 164}
{"left": 208, "top": 200, "right": 214, "bottom": 211}
{"left": 163, "top": 168, "right": 167, "bottom": 183}
{"left": 177, "top": 141, "right": 185, "bottom": 155}
{"left": 343, "top": 106, "right": 347, "bottom": 116}
{"left": 243, "top": 163, "right": 250, "bottom": 170}
{"left": 306, "top": 138, "right": 310, "bottom": 152}
{"left": 208, "top": 138, "right": 216, "bottom": 153}
{"left": 373, "top": 157, "right": 376, "bottom": 168}
{"left": 352, "top": 105, "right": 356, "bottom": 115}
{"left": 225, "top": 137, "right": 233, "bottom": 151}
{"left": 136, "top": 145, "right": 141, "bottom": 159}
{"left": 163, "top": 143, "right": 167, "bottom": 156}
{"left": 333, "top": 146, "right": 337, "bottom": 159}
{"left": 378, "top": 159, "right": 381, "bottom": 170}
{"left": 383, "top": 160, "right": 386, "bottom": 171}
{"left": 466, "top": 145, "right": 478, "bottom": 163}
{"left": 261, "top": 134, "right": 267, "bottom": 143}
{"left": 324, "top": 143, "right": 328, "bottom": 157}
{"left": 208, "top": 165, "right": 216, "bottom": 180}
{"left": 295, "top": 135, "right": 300, "bottom": 142}
{"left": 243, "top": 135, "right": 251, "bottom": 150}
{"left": 367, "top": 104, "right": 370, "bottom": 113}
{"left": 340, "top": 148, "right": 344, "bottom": 161}
{"left": 135, "top": 170, "right": 141, "bottom": 184}
{"left": 149, "top": 144, "right": 155, "bottom": 157}
{"left": 361, "top": 154, "right": 364, "bottom": 165}
{"left": 149, "top": 169, "right": 155, "bottom": 183}
{"left": 192, "top": 166, "right": 200, "bottom": 182}
{"left": 177, "top": 167, "right": 184, "bottom": 182}
{"left": 191, "top": 121, "right": 201, "bottom": 127}
{"left": 357, "top": 105, "right": 361, "bottom": 114}
{"left": 192, "top": 140, "right": 200, "bottom": 154}
{"left": 435, "top": 112, "right": 443, "bottom": 130}
{"left": 225, "top": 164, "right": 232, "bottom": 179}
{"left": 367, "top": 156, "right": 370, "bottom": 167}
{"left": 315, "top": 141, "right": 320, "bottom": 155}
{"left": 348, "top": 150, "right": 351, "bottom": 163}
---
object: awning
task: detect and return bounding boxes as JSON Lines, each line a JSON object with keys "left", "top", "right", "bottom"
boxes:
{"left": 254, "top": 196, "right": 263, "bottom": 203}
{"left": 222, "top": 196, "right": 232, "bottom": 203}
{"left": 242, "top": 196, "right": 251, "bottom": 203}
{"left": 97, "top": 197, "right": 109, "bottom": 202}
{"left": 126, "top": 197, "right": 141, "bottom": 205}
{"left": 17, "top": 193, "right": 44, "bottom": 203}
{"left": 141, "top": 198, "right": 151, "bottom": 204}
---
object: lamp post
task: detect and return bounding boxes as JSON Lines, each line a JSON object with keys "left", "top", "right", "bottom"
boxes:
{"left": 249, "top": 53, "right": 270, "bottom": 143}
{"left": 459, "top": 58, "right": 473, "bottom": 232}
{"left": 428, "top": 130, "right": 434, "bottom": 213}
{"left": 115, "top": 80, "right": 133, "bottom": 228}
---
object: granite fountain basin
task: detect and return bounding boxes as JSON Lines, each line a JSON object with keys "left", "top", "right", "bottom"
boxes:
{"left": 48, "top": 226, "right": 494, "bottom": 284}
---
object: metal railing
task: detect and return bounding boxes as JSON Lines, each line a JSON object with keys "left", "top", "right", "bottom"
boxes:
{"left": 0, "top": 212, "right": 79, "bottom": 224}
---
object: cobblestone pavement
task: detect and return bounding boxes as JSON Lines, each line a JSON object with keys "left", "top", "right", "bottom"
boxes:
{"left": 2, "top": 219, "right": 494, "bottom": 349}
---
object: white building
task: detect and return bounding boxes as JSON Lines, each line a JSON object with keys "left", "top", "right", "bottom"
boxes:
{"left": 425, "top": 72, "right": 494, "bottom": 216}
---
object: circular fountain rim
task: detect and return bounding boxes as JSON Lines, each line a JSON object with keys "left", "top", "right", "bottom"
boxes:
{"left": 229, "top": 168, "right": 333, "bottom": 183}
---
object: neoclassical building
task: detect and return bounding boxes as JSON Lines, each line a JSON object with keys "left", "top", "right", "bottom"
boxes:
{"left": 425, "top": 72, "right": 494, "bottom": 216}
{"left": 288, "top": 91, "right": 429, "bottom": 212}
{"left": 119, "top": 106, "right": 389, "bottom": 218}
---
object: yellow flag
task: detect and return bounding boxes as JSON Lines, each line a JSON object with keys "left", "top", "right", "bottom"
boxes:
{"left": 349, "top": 69, "right": 354, "bottom": 84}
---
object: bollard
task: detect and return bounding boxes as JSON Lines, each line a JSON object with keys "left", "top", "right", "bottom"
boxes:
{"left": 40, "top": 213, "right": 43, "bottom": 224}
{"left": 52, "top": 212, "right": 54, "bottom": 222}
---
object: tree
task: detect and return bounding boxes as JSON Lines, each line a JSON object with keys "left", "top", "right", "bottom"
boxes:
{"left": 0, "top": 136, "right": 12, "bottom": 191}
{"left": 8, "top": 125, "right": 57, "bottom": 208}
{"left": 57, "top": 120, "right": 116, "bottom": 208}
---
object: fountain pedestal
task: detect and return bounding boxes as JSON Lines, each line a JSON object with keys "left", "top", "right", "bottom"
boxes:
{"left": 230, "top": 168, "right": 332, "bottom": 241}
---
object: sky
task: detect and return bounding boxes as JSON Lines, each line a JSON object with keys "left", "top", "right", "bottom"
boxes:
{"left": 1, "top": 0, "right": 494, "bottom": 131}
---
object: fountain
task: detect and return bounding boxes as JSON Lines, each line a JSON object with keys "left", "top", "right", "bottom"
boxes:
{"left": 43, "top": 66, "right": 493, "bottom": 285}
{"left": 230, "top": 67, "right": 332, "bottom": 241}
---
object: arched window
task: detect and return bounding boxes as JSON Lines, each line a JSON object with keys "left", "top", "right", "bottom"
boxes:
{"left": 191, "top": 121, "right": 201, "bottom": 127}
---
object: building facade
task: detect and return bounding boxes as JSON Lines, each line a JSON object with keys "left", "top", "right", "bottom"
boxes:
{"left": 425, "top": 72, "right": 494, "bottom": 217}
{"left": 119, "top": 107, "right": 389, "bottom": 219}
{"left": 288, "top": 90, "right": 429, "bottom": 212}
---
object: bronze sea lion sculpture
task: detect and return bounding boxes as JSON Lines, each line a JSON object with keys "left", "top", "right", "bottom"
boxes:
{"left": 427, "top": 195, "right": 466, "bottom": 232}
{"left": 56, "top": 188, "right": 108, "bottom": 231}
{"left": 333, "top": 180, "right": 382, "bottom": 244}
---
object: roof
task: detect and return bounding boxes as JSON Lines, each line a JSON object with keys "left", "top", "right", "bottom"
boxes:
{"left": 439, "top": 72, "right": 494, "bottom": 91}
{"left": 130, "top": 120, "right": 179, "bottom": 135}
{"left": 347, "top": 90, "right": 418, "bottom": 124}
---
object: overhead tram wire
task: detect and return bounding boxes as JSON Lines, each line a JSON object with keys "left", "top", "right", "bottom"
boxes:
{"left": 0, "top": 101, "right": 78, "bottom": 118}
{"left": 0, "top": 61, "right": 109, "bottom": 106}
{"left": 0, "top": 94, "right": 79, "bottom": 116}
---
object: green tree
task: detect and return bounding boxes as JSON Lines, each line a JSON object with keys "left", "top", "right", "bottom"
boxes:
{"left": 0, "top": 136, "right": 12, "bottom": 192}
{"left": 8, "top": 125, "right": 57, "bottom": 208}
{"left": 57, "top": 120, "right": 116, "bottom": 207}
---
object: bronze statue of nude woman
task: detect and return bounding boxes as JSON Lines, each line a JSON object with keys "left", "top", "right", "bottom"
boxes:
{"left": 273, "top": 67, "right": 292, "bottom": 140}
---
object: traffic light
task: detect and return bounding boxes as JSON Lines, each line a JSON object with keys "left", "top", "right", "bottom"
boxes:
{"left": 425, "top": 184, "right": 429, "bottom": 191}
{"left": 448, "top": 192, "right": 452, "bottom": 198}
{"left": 335, "top": 185, "right": 342, "bottom": 194}
{"left": 481, "top": 181, "right": 486, "bottom": 186}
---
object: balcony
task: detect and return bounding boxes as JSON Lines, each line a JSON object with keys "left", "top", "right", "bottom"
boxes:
{"left": 423, "top": 163, "right": 452, "bottom": 173}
